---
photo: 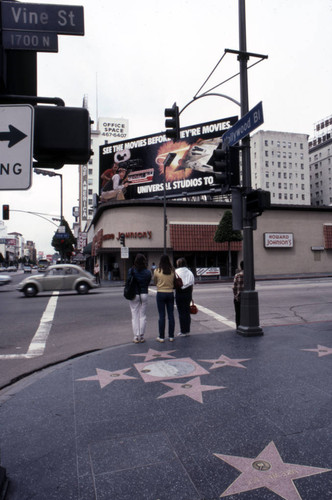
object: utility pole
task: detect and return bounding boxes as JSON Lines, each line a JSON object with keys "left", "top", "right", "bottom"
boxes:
{"left": 237, "top": 0, "right": 263, "bottom": 336}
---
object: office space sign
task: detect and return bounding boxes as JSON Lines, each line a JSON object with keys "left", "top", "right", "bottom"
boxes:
{"left": 99, "top": 116, "right": 237, "bottom": 202}
{"left": 264, "top": 233, "right": 294, "bottom": 248}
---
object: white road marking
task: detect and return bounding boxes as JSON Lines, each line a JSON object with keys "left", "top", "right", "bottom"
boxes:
{"left": 0, "top": 292, "right": 59, "bottom": 359}
{"left": 196, "top": 304, "right": 236, "bottom": 329}
{"left": 149, "top": 287, "right": 235, "bottom": 329}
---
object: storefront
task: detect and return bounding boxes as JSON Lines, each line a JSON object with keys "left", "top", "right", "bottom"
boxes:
{"left": 89, "top": 199, "right": 332, "bottom": 281}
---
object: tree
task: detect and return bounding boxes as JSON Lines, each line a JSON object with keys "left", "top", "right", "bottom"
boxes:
{"left": 214, "top": 210, "right": 242, "bottom": 277}
{"left": 51, "top": 219, "right": 76, "bottom": 262}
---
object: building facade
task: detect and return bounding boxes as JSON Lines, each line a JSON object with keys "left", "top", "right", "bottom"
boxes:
{"left": 251, "top": 130, "right": 310, "bottom": 206}
{"left": 309, "top": 115, "right": 332, "bottom": 207}
{"left": 89, "top": 200, "right": 332, "bottom": 280}
{"left": 78, "top": 115, "right": 129, "bottom": 232}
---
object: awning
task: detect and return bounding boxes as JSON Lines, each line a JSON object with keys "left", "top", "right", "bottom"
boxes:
{"left": 83, "top": 242, "right": 92, "bottom": 255}
{"left": 170, "top": 224, "right": 242, "bottom": 252}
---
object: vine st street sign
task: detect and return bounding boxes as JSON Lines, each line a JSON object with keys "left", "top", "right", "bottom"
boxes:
{"left": 1, "top": 1, "right": 84, "bottom": 52}
{"left": 0, "top": 105, "right": 34, "bottom": 190}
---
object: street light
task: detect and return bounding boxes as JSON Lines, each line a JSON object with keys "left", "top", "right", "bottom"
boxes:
{"left": 163, "top": 153, "right": 176, "bottom": 254}
{"left": 34, "top": 168, "right": 63, "bottom": 223}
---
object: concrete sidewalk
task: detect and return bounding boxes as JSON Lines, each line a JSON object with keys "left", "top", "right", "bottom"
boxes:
{"left": 0, "top": 322, "right": 332, "bottom": 499}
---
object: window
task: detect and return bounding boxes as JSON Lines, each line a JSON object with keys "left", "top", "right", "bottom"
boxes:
{"left": 264, "top": 140, "right": 268, "bottom": 146}
{"left": 265, "top": 150, "right": 269, "bottom": 157}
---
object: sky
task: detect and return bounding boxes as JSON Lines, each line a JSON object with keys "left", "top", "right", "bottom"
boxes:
{"left": 1, "top": 0, "right": 332, "bottom": 255}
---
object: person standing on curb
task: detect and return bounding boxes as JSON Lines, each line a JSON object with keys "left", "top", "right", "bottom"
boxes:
{"left": 94, "top": 261, "right": 101, "bottom": 285}
{"left": 233, "top": 260, "right": 244, "bottom": 329}
{"left": 128, "top": 254, "right": 151, "bottom": 343}
{"left": 153, "top": 254, "right": 175, "bottom": 343}
{"left": 175, "top": 258, "right": 195, "bottom": 337}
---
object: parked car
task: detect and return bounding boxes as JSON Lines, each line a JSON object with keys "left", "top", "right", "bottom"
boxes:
{"left": 0, "top": 274, "right": 11, "bottom": 286}
{"left": 17, "top": 264, "right": 99, "bottom": 297}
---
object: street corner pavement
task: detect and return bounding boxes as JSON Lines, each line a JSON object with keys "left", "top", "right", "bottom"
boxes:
{"left": 1, "top": 322, "right": 332, "bottom": 499}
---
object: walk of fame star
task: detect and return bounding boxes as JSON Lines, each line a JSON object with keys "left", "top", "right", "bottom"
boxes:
{"left": 214, "top": 441, "right": 331, "bottom": 499}
{"left": 134, "top": 357, "right": 209, "bottom": 383}
{"left": 158, "top": 376, "right": 226, "bottom": 403}
{"left": 76, "top": 368, "right": 137, "bottom": 389}
{"left": 129, "top": 348, "right": 176, "bottom": 362}
{"left": 199, "top": 354, "right": 251, "bottom": 369}
{"left": 301, "top": 344, "right": 332, "bottom": 357}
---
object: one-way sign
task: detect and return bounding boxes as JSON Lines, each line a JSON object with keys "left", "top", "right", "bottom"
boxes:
{"left": 0, "top": 104, "right": 34, "bottom": 190}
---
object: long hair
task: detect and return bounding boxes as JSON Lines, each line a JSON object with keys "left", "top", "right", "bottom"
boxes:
{"left": 134, "top": 253, "right": 147, "bottom": 271}
{"left": 158, "top": 254, "right": 173, "bottom": 275}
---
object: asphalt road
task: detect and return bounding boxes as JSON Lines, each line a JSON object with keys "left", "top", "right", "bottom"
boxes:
{"left": 1, "top": 271, "right": 332, "bottom": 389}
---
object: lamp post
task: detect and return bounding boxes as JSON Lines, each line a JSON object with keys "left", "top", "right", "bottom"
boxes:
{"left": 163, "top": 153, "right": 177, "bottom": 254}
{"left": 236, "top": 0, "right": 263, "bottom": 336}
{"left": 34, "top": 168, "right": 63, "bottom": 223}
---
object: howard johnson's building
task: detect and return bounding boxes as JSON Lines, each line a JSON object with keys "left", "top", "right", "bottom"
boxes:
{"left": 89, "top": 199, "right": 332, "bottom": 281}
{"left": 88, "top": 118, "right": 332, "bottom": 280}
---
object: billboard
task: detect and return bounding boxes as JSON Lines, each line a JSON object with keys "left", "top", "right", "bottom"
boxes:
{"left": 99, "top": 116, "right": 237, "bottom": 202}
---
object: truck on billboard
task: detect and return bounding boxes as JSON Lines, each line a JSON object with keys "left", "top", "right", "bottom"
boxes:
{"left": 99, "top": 116, "right": 237, "bottom": 202}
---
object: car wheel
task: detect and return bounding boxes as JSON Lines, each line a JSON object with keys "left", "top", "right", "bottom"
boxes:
{"left": 76, "top": 282, "right": 90, "bottom": 294}
{"left": 23, "top": 284, "right": 38, "bottom": 297}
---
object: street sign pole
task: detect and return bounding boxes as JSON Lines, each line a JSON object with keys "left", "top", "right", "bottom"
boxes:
{"left": 237, "top": 0, "right": 263, "bottom": 337}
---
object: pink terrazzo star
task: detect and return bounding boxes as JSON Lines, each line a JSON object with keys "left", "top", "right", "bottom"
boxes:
{"left": 76, "top": 368, "right": 137, "bottom": 389}
{"left": 215, "top": 441, "right": 331, "bottom": 499}
{"left": 130, "top": 348, "right": 176, "bottom": 362}
{"left": 199, "top": 354, "right": 251, "bottom": 370}
{"left": 301, "top": 344, "right": 332, "bottom": 357}
{"left": 158, "top": 376, "right": 226, "bottom": 403}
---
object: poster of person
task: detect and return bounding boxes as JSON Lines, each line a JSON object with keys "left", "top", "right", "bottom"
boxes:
{"left": 99, "top": 115, "right": 237, "bottom": 202}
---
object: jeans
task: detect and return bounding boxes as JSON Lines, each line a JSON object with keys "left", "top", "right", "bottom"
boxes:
{"left": 129, "top": 294, "right": 148, "bottom": 339}
{"left": 175, "top": 287, "right": 192, "bottom": 334}
{"left": 156, "top": 292, "right": 175, "bottom": 338}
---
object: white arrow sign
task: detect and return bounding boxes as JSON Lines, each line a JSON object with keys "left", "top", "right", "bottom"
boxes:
{"left": 0, "top": 104, "right": 34, "bottom": 190}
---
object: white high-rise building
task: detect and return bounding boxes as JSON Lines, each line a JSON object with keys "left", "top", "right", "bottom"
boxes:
{"left": 309, "top": 115, "right": 332, "bottom": 207}
{"left": 250, "top": 130, "right": 310, "bottom": 206}
{"left": 78, "top": 99, "right": 129, "bottom": 234}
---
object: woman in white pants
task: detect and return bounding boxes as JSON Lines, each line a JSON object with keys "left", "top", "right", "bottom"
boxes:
{"left": 127, "top": 254, "right": 151, "bottom": 343}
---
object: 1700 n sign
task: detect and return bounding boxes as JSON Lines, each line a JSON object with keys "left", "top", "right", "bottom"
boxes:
{"left": 2, "top": 30, "right": 58, "bottom": 51}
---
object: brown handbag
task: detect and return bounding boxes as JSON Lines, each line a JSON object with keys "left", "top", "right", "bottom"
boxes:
{"left": 190, "top": 300, "right": 198, "bottom": 314}
{"left": 174, "top": 272, "right": 183, "bottom": 290}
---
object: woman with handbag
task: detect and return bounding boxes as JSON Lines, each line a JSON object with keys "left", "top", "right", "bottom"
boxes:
{"left": 127, "top": 254, "right": 151, "bottom": 343}
{"left": 153, "top": 254, "right": 175, "bottom": 342}
{"left": 175, "top": 257, "right": 195, "bottom": 337}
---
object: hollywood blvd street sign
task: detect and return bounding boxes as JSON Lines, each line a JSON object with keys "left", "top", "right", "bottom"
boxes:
{"left": 1, "top": 1, "right": 84, "bottom": 52}
{"left": 0, "top": 105, "right": 34, "bottom": 190}
{"left": 222, "top": 101, "right": 264, "bottom": 148}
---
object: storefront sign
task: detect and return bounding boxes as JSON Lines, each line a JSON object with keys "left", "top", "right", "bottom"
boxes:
{"left": 264, "top": 233, "right": 293, "bottom": 248}
{"left": 99, "top": 116, "right": 237, "bottom": 202}
{"left": 196, "top": 267, "right": 220, "bottom": 276}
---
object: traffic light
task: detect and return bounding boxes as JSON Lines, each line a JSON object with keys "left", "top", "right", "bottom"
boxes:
{"left": 246, "top": 189, "right": 271, "bottom": 216}
{"left": 120, "top": 233, "right": 125, "bottom": 246}
{"left": 164, "top": 103, "right": 180, "bottom": 142}
{"left": 210, "top": 146, "right": 240, "bottom": 194}
{"left": 2, "top": 205, "right": 9, "bottom": 220}
{"left": 33, "top": 106, "right": 92, "bottom": 168}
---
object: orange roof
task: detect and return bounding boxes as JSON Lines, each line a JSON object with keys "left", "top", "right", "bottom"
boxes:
{"left": 170, "top": 224, "right": 242, "bottom": 251}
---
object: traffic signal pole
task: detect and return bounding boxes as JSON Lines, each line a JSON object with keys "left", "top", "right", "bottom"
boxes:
{"left": 237, "top": 0, "right": 263, "bottom": 336}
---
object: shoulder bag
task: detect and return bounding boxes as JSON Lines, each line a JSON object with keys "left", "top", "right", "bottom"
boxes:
{"left": 124, "top": 269, "right": 137, "bottom": 300}
{"left": 174, "top": 272, "right": 183, "bottom": 291}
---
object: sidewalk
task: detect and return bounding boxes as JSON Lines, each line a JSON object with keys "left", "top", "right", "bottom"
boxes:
{"left": 0, "top": 322, "right": 332, "bottom": 500}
